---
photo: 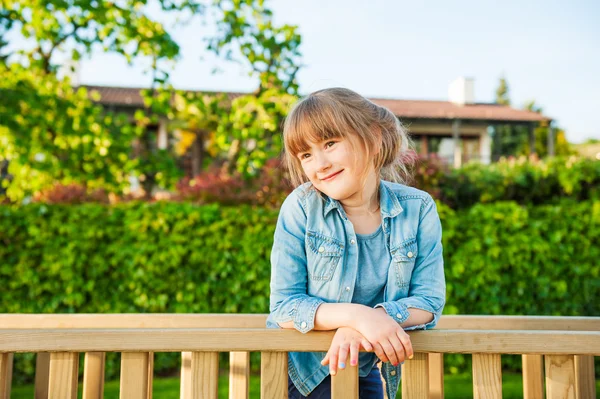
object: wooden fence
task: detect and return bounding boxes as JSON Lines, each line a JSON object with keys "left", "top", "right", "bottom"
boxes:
{"left": 0, "top": 315, "right": 598, "bottom": 398}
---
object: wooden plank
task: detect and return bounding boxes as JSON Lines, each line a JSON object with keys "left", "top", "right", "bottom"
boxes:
{"left": 428, "top": 353, "right": 444, "bottom": 399}
{"left": 472, "top": 353, "right": 502, "bottom": 399}
{"left": 436, "top": 315, "right": 600, "bottom": 331}
{"left": 229, "top": 351, "right": 249, "bottom": 399}
{"left": 260, "top": 352, "right": 287, "bottom": 399}
{"left": 574, "top": 355, "right": 596, "bottom": 399}
{"left": 522, "top": 354, "right": 543, "bottom": 399}
{"left": 0, "top": 314, "right": 267, "bottom": 329}
{"left": 1, "top": 329, "right": 599, "bottom": 355}
{"left": 48, "top": 352, "right": 79, "bottom": 399}
{"left": 35, "top": 352, "right": 50, "bottom": 399}
{"left": 545, "top": 355, "right": 576, "bottom": 399}
{"left": 1, "top": 314, "right": 598, "bottom": 331}
{"left": 120, "top": 352, "right": 150, "bottom": 399}
{"left": 190, "top": 352, "right": 219, "bottom": 399}
{"left": 180, "top": 352, "right": 192, "bottom": 399}
{"left": 331, "top": 363, "right": 358, "bottom": 399}
{"left": 0, "top": 353, "right": 13, "bottom": 399}
{"left": 147, "top": 352, "right": 154, "bottom": 399}
{"left": 402, "top": 352, "right": 429, "bottom": 398}
{"left": 83, "top": 352, "right": 105, "bottom": 399}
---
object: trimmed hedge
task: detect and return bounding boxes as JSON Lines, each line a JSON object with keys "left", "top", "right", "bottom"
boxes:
{"left": 1, "top": 199, "right": 599, "bottom": 380}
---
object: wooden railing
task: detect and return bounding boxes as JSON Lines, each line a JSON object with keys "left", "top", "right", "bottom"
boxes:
{"left": 0, "top": 315, "right": 598, "bottom": 398}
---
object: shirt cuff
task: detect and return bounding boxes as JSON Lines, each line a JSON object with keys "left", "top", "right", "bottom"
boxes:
{"left": 374, "top": 300, "right": 439, "bottom": 330}
{"left": 293, "top": 296, "right": 325, "bottom": 333}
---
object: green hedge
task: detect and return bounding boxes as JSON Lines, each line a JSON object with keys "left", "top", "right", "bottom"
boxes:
{"left": 1, "top": 200, "right": 599, "bottom": 381}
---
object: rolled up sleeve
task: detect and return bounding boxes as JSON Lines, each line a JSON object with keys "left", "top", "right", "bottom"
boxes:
{"left": 375, "top": 197, "right": 446, "bottom": 331}
{"left": 268, "top": 190, "right": 325, "bottom": 334}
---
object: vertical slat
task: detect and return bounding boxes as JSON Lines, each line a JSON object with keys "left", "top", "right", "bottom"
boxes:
{"left": 472, "top": 353, "right": 502, "bottom": 399}
{"left": 147, "top": 352, "right": 154, "bottom": 399}
{"left": 331, "top": 365, "right": 358, "bottom": 399}
{"left": 83, "top": 352, "right": 105, "bottom": 399}
{"left": 545, "top": 355, "right": 576, "bottom": 399}
{"left": 0, "top": 353, "right": 13, "bottom": 399}
{"left": 402, "top": 352, "right": 429, "bottom": 399}
{"left": 428, "top": 353, "right": 444, "bottom": 399}
{"left": 522, "top": 354, "right": 544, "bottom": 399}
{"left": 48, "top": 352, "right": 79, "bottom": 399}
{"left": 574, "top": 355, "right": 596, "bottom": 399}
{"left": 190, "top": 352, "right": 219, "bottom": 399}
{"left": 180, "top": 352, "right": 192, "bottom": 399}
{"left": 35, "top": 352, "right": 51, "bottom": 399}
{"left": 260, "top": 352, "right": 287, "bottom": 399}
{"left": 120, "top": 352, "right": 150, "bottom": 399}
{"left": 229, "top": 351, "right": 250, "bottom": 399}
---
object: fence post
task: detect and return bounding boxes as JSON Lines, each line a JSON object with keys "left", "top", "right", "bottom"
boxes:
{"left": 191, "top": 352, "right": 219, "bottom": 399}
{"left": 48, "top": 352, "right": 79, "bottom": 399}
{"left": 545, "top": 355, "right": 576, "bottom": 399}
{"left": 402, "top": 352, "right": 429, "bottom": 399}
{"left": 229, "top": 351, "right": 250, "bottom": 399}
{"left": 83, "top": 352, "right": 105, "bottom": 399}
{"left": 35, "top": 352, "right": 50, "bottom": 399}
{"left": 332, "top": 365, "right": 358, "bottom": 399}
{"left": 428, "top": 353, "right": 444, "bottom": 399}
{"left": 472, "top": 353, "right": 502, "bottom": 399}
{"left": 574, "top": 355, "right": 596, "bottom": 399}
{"left": 120, "top": 352, "right": 151, "bottom": 399}
{"left": 0, "top": 353, "right": 13, "bottom": 399}
{"left": 261, "top": 352, "right": 288, "bottom": 399}
{"left": 522, "top": 354, "right": 544, "bottom": 399}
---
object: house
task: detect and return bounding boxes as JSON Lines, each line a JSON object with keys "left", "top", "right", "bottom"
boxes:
{"left": 84, "top": 77, "right": 553, "bottom": 171}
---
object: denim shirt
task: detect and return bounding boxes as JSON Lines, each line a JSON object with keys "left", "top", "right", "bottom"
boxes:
{"left": 266, "top": 179, "right": 446, "bottom": 399}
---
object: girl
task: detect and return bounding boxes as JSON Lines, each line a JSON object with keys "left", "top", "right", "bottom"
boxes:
{"left": 266, "top": 87, "right": 446, "bottom": 399}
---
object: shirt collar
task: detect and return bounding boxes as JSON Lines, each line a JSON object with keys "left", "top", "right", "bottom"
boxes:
{"left": 322, "top": 179, "right": 404, "bottom": 220}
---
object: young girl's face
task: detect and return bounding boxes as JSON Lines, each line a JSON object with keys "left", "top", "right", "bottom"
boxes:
{"left": 297, "top": 135, "right": 373, "bottom": 202}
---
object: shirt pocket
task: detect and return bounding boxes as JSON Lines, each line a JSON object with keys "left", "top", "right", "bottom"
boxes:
{"left": 391, "top": 238, "right": 418, "bottom": 288}
{"left": 306, "top": 231, "right": 344, "bottom": 282}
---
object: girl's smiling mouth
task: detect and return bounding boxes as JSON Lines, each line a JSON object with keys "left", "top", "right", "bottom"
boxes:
{"left": 322, "top": 170, "right": 344, "bottom": 181}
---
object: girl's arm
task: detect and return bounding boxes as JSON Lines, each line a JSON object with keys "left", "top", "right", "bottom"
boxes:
{"left": 278, "top": 304, "right": 433, "bottom": 330}
{"left": 268, "top": 190, "right": 326, "bottom": 333}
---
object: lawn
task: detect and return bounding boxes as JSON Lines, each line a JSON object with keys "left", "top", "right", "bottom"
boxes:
{"left": 13, "top": 371, "right": 599, "bottom": 398}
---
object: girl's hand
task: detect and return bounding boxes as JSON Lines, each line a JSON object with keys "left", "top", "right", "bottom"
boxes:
{"left": 321, "top": 327, "right": 373, "bottom": 376}
{"left": 355, "top": 308, "right": 413, "bottom": 366}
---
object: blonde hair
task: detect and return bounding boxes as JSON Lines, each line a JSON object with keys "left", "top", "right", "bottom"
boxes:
{"left": 282, "top": 87, "right": 415, "bottom": 194}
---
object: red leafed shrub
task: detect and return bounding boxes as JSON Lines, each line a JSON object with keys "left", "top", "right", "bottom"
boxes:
{"left": 33, "top": 183, "right": 110, "bottom": 204}
{"left": 411, "top": 154, "right": 448, "bottom": 200}
{"left": 176, "top": 159, "right": 294, "bottom": 208}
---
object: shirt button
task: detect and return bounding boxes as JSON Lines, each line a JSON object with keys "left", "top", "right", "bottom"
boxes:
{"left": 407, "top": 251, "right": 414, "bottom": 258}
{"left": 350, "top": 239, "right": 356, "bottom": 245}
{"left": 396, "top": 313, "right": 402, "bottom": 319}
{"left": 301, "top": 321, "right": 307, "bottom": 329}
{"left": 390, "top": 370, "right": 397, "bottom": 376}
{"left": 318, "top": 246, "right": 325, "bottom": 253}
{"left": 345, "top": 287, "right": 350, "bottom": 291}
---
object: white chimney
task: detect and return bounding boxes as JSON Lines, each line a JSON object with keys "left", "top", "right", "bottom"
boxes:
{"left": 448, "top": 77, "right": 475, "bottom": 105}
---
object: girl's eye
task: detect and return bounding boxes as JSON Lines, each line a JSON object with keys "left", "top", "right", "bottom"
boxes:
{"left": 300, "top": 153, "right": 310, "bottom": 160}
{"left": 325, "top": 141, "right": 336, "bottom": 148}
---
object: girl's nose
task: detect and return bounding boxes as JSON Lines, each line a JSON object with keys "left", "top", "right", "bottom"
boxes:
{"left": 315, "top": 154, "right": 332, "bottom": 172}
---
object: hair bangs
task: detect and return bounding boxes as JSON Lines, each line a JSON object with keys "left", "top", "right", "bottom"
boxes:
{"left": 284, "top": 96, "right": 348, "bottom": 157}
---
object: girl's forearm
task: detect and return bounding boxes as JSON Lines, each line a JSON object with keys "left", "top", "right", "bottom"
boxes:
{"left": 278, "top": 303, "right": 434, "bottom": 331}
{"left": 313, "top": 303, "right": 370, "bottom": 330}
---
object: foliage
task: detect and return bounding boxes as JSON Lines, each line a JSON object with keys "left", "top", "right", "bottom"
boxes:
{"left": 175, "top": 158, "right": 293, "bottom": 207}
{"left": 140, "top": 0, "right": 303, "bottom": 179}
{"left": 436, "top": 156, "right": 600, "bottom": 209}
{"left": 1, "top": 199, "right": 599, "bottom": 380}
{"left": 0, "top": 0, "right": 295, "bottom": 202}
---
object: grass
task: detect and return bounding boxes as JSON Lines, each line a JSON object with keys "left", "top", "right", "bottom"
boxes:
{"left": 13, "top": 371, "right": 600, "bottom": 398}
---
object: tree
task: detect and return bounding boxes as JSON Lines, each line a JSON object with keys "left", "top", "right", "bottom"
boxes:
{"left": 142, "top": 1, "right": 302, "bottom": 178}
{"left": 0, "top": 0, "right": 290, "bottom": 202}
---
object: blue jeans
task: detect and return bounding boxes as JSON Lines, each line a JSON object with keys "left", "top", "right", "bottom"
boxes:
{"left": 288, "top": 366, "right": 384, "bottom": 399}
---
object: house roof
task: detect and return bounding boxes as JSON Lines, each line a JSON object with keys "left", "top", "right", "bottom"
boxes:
{"left": 83, "top": 85, "right": 551, "bottom": 123}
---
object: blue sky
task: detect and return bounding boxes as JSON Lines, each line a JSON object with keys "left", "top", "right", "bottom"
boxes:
{"left": 80, "top": 0, "right": 600, "bottom": 143}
